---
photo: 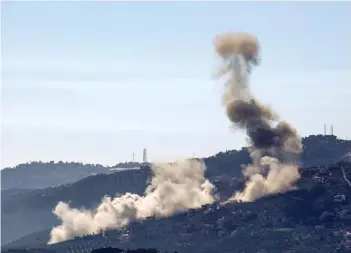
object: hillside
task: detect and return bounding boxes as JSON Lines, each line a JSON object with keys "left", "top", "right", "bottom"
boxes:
{"left": 4, "top": 161, "right": 351, "bottom": 253}
{"left": 2, "top": 135, "right": 349, "bottom": 191}
{"left": 1, "top": 162, "right": 111, "bottom": 190}
{"left": 2, "top": 135, "right": 351, "bottom": 247}
{"left": 204, "top": 135, "right": 351, "bottom": 178}
{"left": 1, "top": 169, "right": 150, "bottom": 245}
{"left": 2, "top": 247, "right": 173, "bottom": 253}
{"left": 1, "top": 161, "right": 148, "bottom": 191}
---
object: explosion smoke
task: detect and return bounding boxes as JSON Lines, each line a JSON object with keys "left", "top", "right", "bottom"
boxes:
{"left": 48, "top": 159, "right": 215, "bottom": 244}
{"left": 48, "top": 31, "right": 301, "bottom": 244}
{"left": 214, "top": 32, "right": 302, "bottom": 202}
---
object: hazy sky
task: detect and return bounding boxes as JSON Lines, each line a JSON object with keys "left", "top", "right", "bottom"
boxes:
{"left": 2, "top": 1, "right": 350, "bottom": 168}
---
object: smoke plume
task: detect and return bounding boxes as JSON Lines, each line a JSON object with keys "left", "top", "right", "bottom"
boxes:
{"left": 48, "top": 159, "right": 215, "bottom": 244}
{"left": 214, "top": 32, "right": 302, "bottom": 202}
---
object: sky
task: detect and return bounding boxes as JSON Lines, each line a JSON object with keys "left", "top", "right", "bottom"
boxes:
{"left": 1, "top": 1, "right": 350, "bottom": 168}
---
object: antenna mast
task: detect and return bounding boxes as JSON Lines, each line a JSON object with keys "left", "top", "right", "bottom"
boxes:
{"left": 143, "top": 148, "right": 148, "bottom": 163}
{"left": 324, "top": 124, "right": 326, "bottom": 135}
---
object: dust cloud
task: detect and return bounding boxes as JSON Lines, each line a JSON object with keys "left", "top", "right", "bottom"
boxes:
{"left": 48, "top": 159, "right": 215, "bottom": 244}
{"left": 214, "top": 32, "right": 302, "bottom": 202}
{"left": 49, "top": 31, "right": 302, "bottom": 244}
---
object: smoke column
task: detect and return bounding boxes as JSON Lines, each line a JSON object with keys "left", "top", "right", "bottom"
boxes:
{"left": 214, "top": 32, "right": 302, "bottom": 202}
{"left": 49, "top": 159, "right": 215, "bottom": 244}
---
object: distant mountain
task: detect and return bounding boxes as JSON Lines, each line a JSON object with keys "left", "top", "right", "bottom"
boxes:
{"left": 2, "top": 135, "right": 351, "bottom": 247}
{"left": 2, "top": 135, "right": 349, "bottom": 191}
{"left": 1, "top": 161, "right": 111, "bottom": 190}
{"left": 1, "top": 161, "right": 148, "bottom": 191}
{"left": 4, "top": 161, "right": 351, "bottom": 253}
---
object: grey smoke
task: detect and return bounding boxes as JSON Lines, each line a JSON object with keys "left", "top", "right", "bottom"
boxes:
{"left": 48, "top": 159, "right": 215, "bottom": 244}
{"left": 214, "top": 32, "right": 302, "bottom": 202}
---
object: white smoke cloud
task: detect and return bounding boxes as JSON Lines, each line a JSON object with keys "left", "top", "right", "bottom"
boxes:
{"left": 48, "top": 159, "right": 215, "bottom": 244}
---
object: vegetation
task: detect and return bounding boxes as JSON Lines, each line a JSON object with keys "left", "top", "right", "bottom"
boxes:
{"left": 1, "top": 161, "right": 109, "bottom": 190}
{"left": 204, "top": 134, "right": 351, "bottom": 178}
{"left": 2, "top": 135, "right": 351, "bottom": 252}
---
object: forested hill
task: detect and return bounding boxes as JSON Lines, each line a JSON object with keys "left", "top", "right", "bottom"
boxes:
{"left": 1, "top": 169, "right": 150, "bottom": 245}
{"left": 301, "top": 135, "right": 351, "bottom": 166}
{"left": 204, "top": 134, "right": 351, "bottom": 178}
{"left": 1, "top": 162, "right": 109, "bottom": 190}
{"left": 1, "top": 134, "right": 350, "bottom": 246}
{"left": 1, "top": 134, "right": 350, "bottom": 190}
{"left": 5, "top": 161, "right": 351, "bottom": 253}
{"left": 1, "top": 161, "right": 146, "bottom": 190}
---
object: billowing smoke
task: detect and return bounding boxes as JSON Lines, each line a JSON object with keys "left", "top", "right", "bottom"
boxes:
{"left": 214, "top": 32, "right": 302, "bottom": 202}
{"left": 48, "top": 159, "right": 215, "bottom": 244}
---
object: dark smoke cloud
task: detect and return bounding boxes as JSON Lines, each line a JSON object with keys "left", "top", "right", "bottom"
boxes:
{"left": 226, "top": 99, "right": 301, "bottom": 153}
{"left": 214, "top": 32, "right": 302, "bottom": 202}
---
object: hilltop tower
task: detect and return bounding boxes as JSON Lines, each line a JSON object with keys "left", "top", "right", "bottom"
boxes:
{"left": 324, "top": 124, "right": 327, "bottom": 135}
{"left": 143, "top": 148, "right": 147, "bottom": 163}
